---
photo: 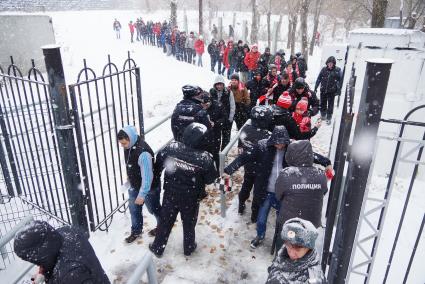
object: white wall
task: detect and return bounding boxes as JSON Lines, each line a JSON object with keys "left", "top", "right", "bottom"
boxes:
{"left": 0, "top": 15, "right": 55, "bottom": 73}
{"left": 329, "top": 33, "right": 425, "bottom": 182}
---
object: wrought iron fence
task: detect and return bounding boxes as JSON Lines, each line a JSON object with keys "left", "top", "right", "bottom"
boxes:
{"left": 69, "top": 52, "right": 143, "bottom": 232}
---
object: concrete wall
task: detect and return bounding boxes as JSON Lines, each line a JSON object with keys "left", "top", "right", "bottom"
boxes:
{"left": 0, "top": 15, "right": 56, "bottom": 73}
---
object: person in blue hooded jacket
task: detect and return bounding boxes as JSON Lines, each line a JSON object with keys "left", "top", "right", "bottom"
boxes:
{"left": 117, "top": 125, "right": 161, "bottom": 243}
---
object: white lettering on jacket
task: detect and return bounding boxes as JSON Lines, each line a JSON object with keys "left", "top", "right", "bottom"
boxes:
{"left": 291, "top": 184, "right": 322, "bottom": 190}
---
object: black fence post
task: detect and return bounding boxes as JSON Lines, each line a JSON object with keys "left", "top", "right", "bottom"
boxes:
{"left": 322, "top": 64, "right": 356, "bottom": 271}
{"left": 42, "top": 46, "right": 89, "bottom": 235}
{"left": 327, "top": 59, "right": 393, "bottom": 283}
{"left": 135, "top": 67, "right": 144, "bottom": 135}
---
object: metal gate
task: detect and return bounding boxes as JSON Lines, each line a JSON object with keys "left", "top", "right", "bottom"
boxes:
{"left": 323, "top": 59, "right": 425, "bottom": 283}
{"left": 69, "top": 52, "right": 144, "bottom": 232}
{"left": 0, "top": 46, "right": 145, "bottom": 247}
{"left": 0, "top": 57, "right": 71, "bottom": 225}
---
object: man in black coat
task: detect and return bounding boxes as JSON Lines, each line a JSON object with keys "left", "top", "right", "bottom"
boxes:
{"left": 210, "top": 75, "right": 235, "bottom": 150}
{"left": 274, "top": 140, "right": 328, "bottom": 252}
{"left": 237, "top": 106, "right": 272, "bottom": 220}
{"left": 271, "top": 73, "right": 291, "bottom": 104}
{"left": 245, "top": 69, "right": 269, "bottom": 111}
{"left": 224, "top": 126, "right": 291, "bottom": 248}
{"left": 258, "top": 47, "right": 272, "bottom": 78}
{"left": 296, "top": 52, "right": 308, "bottom": 78}
{"left": 149, "top": 123, "right": 218, "bottom": 257}
{"left": 314, "top": 56, "right": 342, "bottom": 123}
{"left": 14, "top": 221, "right": 110, "bottom": 284}
{"left": 171, "top": 85, "right": 212, "bottom": 142}
{"left": 288, "top": 78, "right": 320, "bottom": 117}
{"left": 208, "top": 39, "right": 220, "bottom": 73}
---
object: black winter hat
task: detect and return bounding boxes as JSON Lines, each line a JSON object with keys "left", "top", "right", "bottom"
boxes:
{"left": 230, "top": 73, "right": 240, "bottom": 81}
{"left": 276, "top": 49, "right": 285, "bottom": 56}
{"left": 293, "top": 77, "right": 306, "bottom": 89}
{"left": 253, "top": 69, "right": 262, "bottom": 76}
{"left": 265, "top": 47, "right": 271, "bottom": 53}
{"left": 251, "top": 106, "right": 272, "bottom": 129}
{"left": 14, "top": 221, "right": 62, "bottom": 268}
{"left": 182, "top": 84, "right": 203, "bottom": 98}
{"left": 182, "top": 122, "right": 208, "bottom": 148}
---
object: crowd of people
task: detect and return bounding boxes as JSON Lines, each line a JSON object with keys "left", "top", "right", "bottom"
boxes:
{"left": 13, "top": 17, "right": 343, "bottom": 284}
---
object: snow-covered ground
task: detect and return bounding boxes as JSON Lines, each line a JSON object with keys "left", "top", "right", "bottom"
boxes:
{"left": 0, "top": 8, "right": 423, "bottom": 284}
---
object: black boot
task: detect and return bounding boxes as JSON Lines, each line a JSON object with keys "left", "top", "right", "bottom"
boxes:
{"left": 184, "top": 242, "right": 197, "bottom": 256}
{"left": 238, "top": 202, "right": 246, "bottom": 215}
{"left": 148, "top": 227, "right": 157, "bottom": 237}
{"left": 125, "top": 233, "right": 140, "bottom": 244}
{"left": 149, "top": 243, "right": 163, "bottom": 258}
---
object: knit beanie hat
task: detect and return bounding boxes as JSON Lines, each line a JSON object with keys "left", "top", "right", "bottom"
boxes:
{"left": 230, "top": 73, "right": 240, "bottom": 81}
{"left": 296, "top": 98, "right": 308, "bottom": 112}
{"left": 277, "top": 92, "right": 292, "bottom": 109}
{"left": 281, "top": 218, "right": 318, "bottom": 250}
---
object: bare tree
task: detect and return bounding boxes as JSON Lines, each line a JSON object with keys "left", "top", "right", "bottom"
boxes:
{"left": 309, "top": 0, "right": 323, "bottom": 56}
{"left": 199, "top": 0, "right": 203, "bottom": 35}
{"left": 371, "top": 0, "right": 388, "bottom": 27}
{"left": 251, "top": 0, "right": 259, "bottom": 43}
{"left": 300, "top": 0, "right": 310, "bottom": 63}
{"left": 145, "top": 0, "right": 151, "bottom": 12}
{"left": 170, "top": 0, "right": 177, "bottom": 27}
{"left": 286, "top": 0, "right": 300, "bottom": 54}
{"left": 267, "top": 0, "right": 272, "bottom": 48}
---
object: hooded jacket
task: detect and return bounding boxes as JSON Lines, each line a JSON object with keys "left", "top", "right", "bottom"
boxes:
{"left": 14, "top": 221, "right": 110, "bottom": 284}
{"left": 122, "top": 126, "right": 156, "bottom": 198}
{"left": 210, "top": 75, "right": 236, "bottom": 122}
{"left": 246, "top": 77, "right": 269, "bottom": 109}
{"left": 288, "top": 84, "right": 320, "bottom": 117}
{"left": 314, "top": 56, "right": 342, "bottom": 95}
{"left": 154, "top": 123, "right": 218, "bottom": 198}
{"left": 275, "top": 140, "right": 328, "bottom": 228}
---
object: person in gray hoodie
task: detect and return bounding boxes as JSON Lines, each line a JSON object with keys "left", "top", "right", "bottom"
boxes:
{"left": 274, "top": 140, "right": 328, "bottom": 252}
{"left": 266, "top": 218, "right": 325, "bottom": 284}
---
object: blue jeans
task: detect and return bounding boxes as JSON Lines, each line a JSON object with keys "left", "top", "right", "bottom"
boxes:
{"left": 128, "top": 186, "right": 162, "bottom": 235}
{"left": 197, "top": 54, "right": 203, "bottom": 67}
{"left": 256, "top": 192, "right": 280, "bottom": 239}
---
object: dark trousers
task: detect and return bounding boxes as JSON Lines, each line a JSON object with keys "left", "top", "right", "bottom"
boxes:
{"left": 234, "top": 111, "right": 248, "bottom": 130}
{"left": 320, "top": 92, "right": 336, "bottom": 119}
{"left": 150, "top": 192, "right": 199, "bottom": 255}
{"left": 221, "top": 121, "right": 232, "bottom": 151}
{"left": 218, "top": 60, "right": 225, "bottom": 75}
{"left": 239, "top": 172, "right": 260, "bottom": 220}
{"left": 210, "top": 56, "right": 217, "bottom": 72}
{"left": 130, "top": 32, "right": 134, "bottom": 43}
{"left": 186, "top": 48, "right": 194, "bottom": 63}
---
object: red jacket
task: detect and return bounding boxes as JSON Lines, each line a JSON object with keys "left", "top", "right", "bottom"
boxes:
{"left": 244, "top": 51, "right": 261, "bottom": 71}
{"left": 128, "top": 23, "right": 135, "bottom": 33}
{"left": 223, "top": 45, "right": 233, "bottom": 68}
{"left": 194, "top": 39, "right": 205, "bottom": 54}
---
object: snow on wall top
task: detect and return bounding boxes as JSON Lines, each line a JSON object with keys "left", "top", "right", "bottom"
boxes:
{"left": 349, "top": 28, "right": 425, "bottom": 49}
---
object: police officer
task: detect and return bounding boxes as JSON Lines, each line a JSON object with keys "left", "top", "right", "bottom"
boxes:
{"left": 149, "top": 123, "right": 218, "bottom": 257}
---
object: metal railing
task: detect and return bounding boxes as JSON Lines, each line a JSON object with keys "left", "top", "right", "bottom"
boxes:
{"left": 126, "top": 251, "right": 158, "bottom": 284}
{"left": 218, "top": 120, "right": 250, "bottom": 218}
